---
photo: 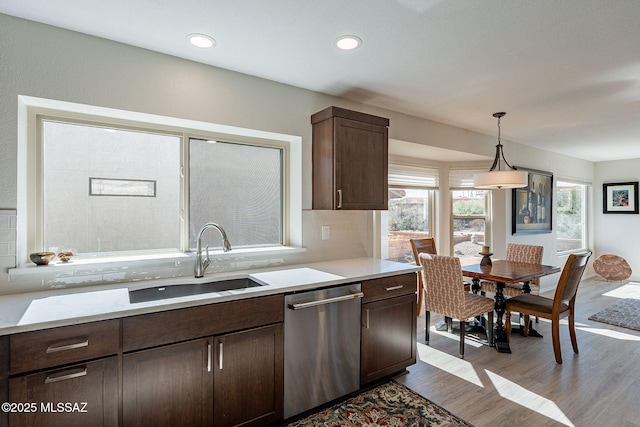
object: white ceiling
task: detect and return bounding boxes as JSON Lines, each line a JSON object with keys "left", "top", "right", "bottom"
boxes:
{"left": 2, "top": 0, "right": 640, "bottom": 162}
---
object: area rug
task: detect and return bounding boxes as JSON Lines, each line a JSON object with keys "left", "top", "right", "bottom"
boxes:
{"left": 588, "top": 298, "right": 640, "bottom": 331}
{"left": 284, "top": 380, "right": 473, "bottom": 427}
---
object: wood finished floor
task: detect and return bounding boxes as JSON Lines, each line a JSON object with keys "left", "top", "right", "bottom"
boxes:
{"left": 395, "top": 276, "right": 640, "bottom": 427}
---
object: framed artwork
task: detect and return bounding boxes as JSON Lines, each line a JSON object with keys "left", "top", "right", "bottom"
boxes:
{"left": 512, "top": 168, "right": 553, "bottom": 235}
{"left": 603, "top": 181, "right": 639, "bottom": 214}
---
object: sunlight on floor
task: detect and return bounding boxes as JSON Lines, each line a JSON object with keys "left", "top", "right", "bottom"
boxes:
{"left": 602, "top": 282, "right": 640, "bottom": 299}
{"left": 416, "top": 342, "right": 484, "bottom": 387}
{"left": 531, "top": 315, "right": 640, "bottom": 340}
{"left": 429, "top": 328, "right": 485, "bottom": 348}
{"left": 576, "top": 326, "right": 640, "bottom": 341}
{"left": 485, "top": 370, "right": 575, "bottom": 427}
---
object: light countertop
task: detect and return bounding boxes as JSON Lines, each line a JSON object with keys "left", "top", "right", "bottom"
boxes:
{"left": 0, "top": 257, "right": 420, "bottom": 335}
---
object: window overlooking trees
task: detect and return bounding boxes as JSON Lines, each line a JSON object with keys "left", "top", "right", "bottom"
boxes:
{"left": 382, "top": 164, "right": 438, "bottom": 263}
{"left": 449, "top": 168, "right": 490, "bottom": 261}
{"left": 556, "top": 181, "right": 589, "bottom": 252}
{"left": 451, "top": 190, "right": 489, "bottom": 259}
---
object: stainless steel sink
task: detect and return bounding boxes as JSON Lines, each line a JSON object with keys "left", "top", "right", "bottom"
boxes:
{"left": 128, "top": 278, "right": 262, "bottom": 303}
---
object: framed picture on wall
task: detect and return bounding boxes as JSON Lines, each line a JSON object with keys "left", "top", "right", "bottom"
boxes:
{"left": 512, "top": 168, "right": 553, "bottom": 235}
{"left": 603, "top": 181, "right": 639, "bottom": 214}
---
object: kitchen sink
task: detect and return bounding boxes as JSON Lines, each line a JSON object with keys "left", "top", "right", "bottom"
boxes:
{"left": 128, "top": 278, "right": 262, "bottom": 303}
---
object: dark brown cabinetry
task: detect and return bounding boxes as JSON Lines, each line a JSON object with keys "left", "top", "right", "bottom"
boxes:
{"left": 122, "top": 295, "right": 284, "bottom": 427}
{"left": 7, "top": 320, "right": 120, "bottom": 427}
{"left": 0, "top": 271, "right": 417, "bottom": 427}
{"left": 213, "top": 324, "right": 283, "bottom": 427}
{"left": 361, "top": 273, "right": 417, "bottom": 385}
{"left": 123, "top": 338, "right": 213, "bottom": 427}
{"left": 9, "top": 357, "right": 118, "bottom": 427}
{"left": 311, "top": 106, "right": 389, "bottom": 210}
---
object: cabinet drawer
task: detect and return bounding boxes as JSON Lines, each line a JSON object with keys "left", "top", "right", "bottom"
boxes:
{"left": 122, "top": 294, "right": 284, "bottom": 352}
{"left": 362, "top": 273, "right": 417, "bottom": 303}
{"left": 10, "top": 319, "right": 120, "bottom": 375}
{"left": 9, "top": 356, "right": 119, "bottom": 427}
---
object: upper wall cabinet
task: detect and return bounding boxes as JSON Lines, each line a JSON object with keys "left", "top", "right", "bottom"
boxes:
{"left": 311, "top": 106, "right": 389, "bottom": 210}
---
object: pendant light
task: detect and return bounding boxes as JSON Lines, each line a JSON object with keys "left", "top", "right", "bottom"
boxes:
{"left": 474, "top": 112, "right": 528, "bottom": 189}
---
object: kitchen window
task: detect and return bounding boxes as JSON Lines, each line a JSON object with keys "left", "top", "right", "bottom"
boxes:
{"left": 556, "top": 180, "right": 589, "bottom": 253}
{"left": 18, "top": 96, "right": 298, "bottom": 266}
{"left": 189, "top": 138, "right": 282, "bottom": 249}
{"left": 382, "top": 163, "right": 438, "bottom": 263}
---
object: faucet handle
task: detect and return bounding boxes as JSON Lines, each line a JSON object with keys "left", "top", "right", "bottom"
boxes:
{"left": 202, "top": 245, "right": 211, "bottom": 272}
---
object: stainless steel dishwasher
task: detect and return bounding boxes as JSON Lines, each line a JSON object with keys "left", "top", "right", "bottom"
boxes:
{"left": 283, "top": 283, "right": 363, "bottom": 419}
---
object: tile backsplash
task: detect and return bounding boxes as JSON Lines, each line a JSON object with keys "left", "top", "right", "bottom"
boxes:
{"left": 0, "top": 210, "right": 17, "bottom": 276}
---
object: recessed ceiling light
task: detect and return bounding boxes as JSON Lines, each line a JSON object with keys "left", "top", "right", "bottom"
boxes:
{"left": 335, "top": 35, "right": 362, "bottom": 50}
{"left": 187, "top": 33, "right": 216, "bottom": 48}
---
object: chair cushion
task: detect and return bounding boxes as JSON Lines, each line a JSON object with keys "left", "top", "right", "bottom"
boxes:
{"left": 505, "top": 293, "right": 569, "bottom": 317}
{"left": 593, "top": 254, "right": 632, "bottom": 281}
{"left": 458, "top": 293, "right": 495, "bottom": 319}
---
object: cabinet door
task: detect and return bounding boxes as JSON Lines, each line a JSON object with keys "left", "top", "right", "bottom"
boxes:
{"left": 123, "top": 339, "right": 213, "bottom": 427}
{"left": 214, "top": 324, "right": 283, "bottom": 427}
{"left": 9, "top": 357, "right": 118, "bottom": 427}
{"left": 361, "top": 293, "right": 416, "bottom": 385}
{"left": 334, "top": 117, "right": 388, "bottom": 210}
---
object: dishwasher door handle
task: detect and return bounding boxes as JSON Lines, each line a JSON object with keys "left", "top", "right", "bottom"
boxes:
{"left": 288, "top": 292, "right": 364, "bottom": 310}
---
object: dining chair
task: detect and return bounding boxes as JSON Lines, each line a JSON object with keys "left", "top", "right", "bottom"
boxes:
{"left": 480, "top": 243, "right": 544, "bottom": 297}
{"left": 419, "top": 253, "right": 494, "bottom": 358}
{"left": 505, "top": 251, "right": 592, "bottom": 364}
{"left": 410, "top": 238, "right": 437, "bottom": 313}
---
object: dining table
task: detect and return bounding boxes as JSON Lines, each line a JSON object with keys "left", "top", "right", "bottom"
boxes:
{"left": 461, "top": 259, "right": 561, "bottom": 353}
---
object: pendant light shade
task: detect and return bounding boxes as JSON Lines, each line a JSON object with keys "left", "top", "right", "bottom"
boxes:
{"left": 474, "top": 112, "right": 528, "bottom": 189}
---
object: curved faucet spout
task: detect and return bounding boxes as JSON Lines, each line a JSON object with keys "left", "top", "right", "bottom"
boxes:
{"left": 194, "top": 223, "right": 232, "bottom": 278}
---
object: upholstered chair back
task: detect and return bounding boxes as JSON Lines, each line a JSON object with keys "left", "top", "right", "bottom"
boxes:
{"left": 506, "top": 243, "right": 544, "bottom": 285}
{"left": 419, "top": 254, "right": 465, "bottom": 318}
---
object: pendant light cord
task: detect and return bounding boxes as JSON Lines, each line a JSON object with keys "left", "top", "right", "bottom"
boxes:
{"left": 489, "top": 112, "right": 517, "bottom": 172}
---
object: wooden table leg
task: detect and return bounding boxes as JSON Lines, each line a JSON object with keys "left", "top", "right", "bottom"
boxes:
{"left": 493, "top": 281, "right": 511, "bottom": 353}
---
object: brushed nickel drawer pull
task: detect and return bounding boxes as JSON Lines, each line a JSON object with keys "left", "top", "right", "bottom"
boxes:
{"left": 337, "top": 189, "right": 343, "bottom": 208}
{"left": 45, "top": 368, "right": 87, "bottom": 384}
{"left": 46, "top": 340, "right": 89, "bottom": 354}
{"left": 219, "top": 342, "right": 224, "bottom": 370}
{"left": 207, "top": 343, "right": 212, "bottom": 372}
{"left": 365, "top": 308, "right": 370, "bottom": 329}
{"left": 385, "top": 285, "right": 404, "bottom": 291}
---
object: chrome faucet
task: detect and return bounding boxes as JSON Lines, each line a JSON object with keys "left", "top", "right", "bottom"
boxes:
{"left": 194, "top": 223, "right": 232, "bottom": 278}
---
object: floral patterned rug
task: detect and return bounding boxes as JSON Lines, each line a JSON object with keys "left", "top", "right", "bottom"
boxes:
{"left": 588, "top": 298, "right": 640, "bottom": 331}
{"left": 284, "top": 380, "right": 473, "bottom": 427}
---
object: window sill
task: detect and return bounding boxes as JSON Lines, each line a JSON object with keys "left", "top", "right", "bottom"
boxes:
{"left": 9, "top": 246, "right": 306, "bottom": 281}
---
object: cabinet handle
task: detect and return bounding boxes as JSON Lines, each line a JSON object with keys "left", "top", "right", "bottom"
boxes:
{"left": 385, "top": 285, "right": 404, "bottom": 291}
{"left": 288, "top": 292, "right": 364, "bottom": 310}
{"left": 218, "top": 342, "right": 224, "bottom": 370}
{"left": 365, "top": 308, "right": 370, "bottom": 329}
{"left": 46, "top": 339, "right": 89, "bottom": 354}
{"left": 207, "top": 343, "right": 212, "bottom": 372}
{"left": 45, "top": 367, "right": 87, "bottom": 384}
{"left": 337, "top": 189, "right": 343, "bottom": 209}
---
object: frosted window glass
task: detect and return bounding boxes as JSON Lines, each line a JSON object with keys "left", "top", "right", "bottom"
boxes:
{"left": 42, "top": 120, "right": 181, "bottom": 254}
{"left": 189, "top": 138, "right": 283, "bottom": 249}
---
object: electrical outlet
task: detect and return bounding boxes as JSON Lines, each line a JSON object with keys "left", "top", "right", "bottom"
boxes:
{"left": 321, "top": 225, "right": 330, "bottom": 240}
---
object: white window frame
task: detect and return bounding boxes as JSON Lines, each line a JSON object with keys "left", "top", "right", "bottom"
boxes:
{"left": 556, "top": 179, "right": 590, "bottom": 254}
{"left": 449, "top": 167, "right": 492, "bottom": 256}
{"left": 16, "top": 96, "right": 303, "bottom": 268}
